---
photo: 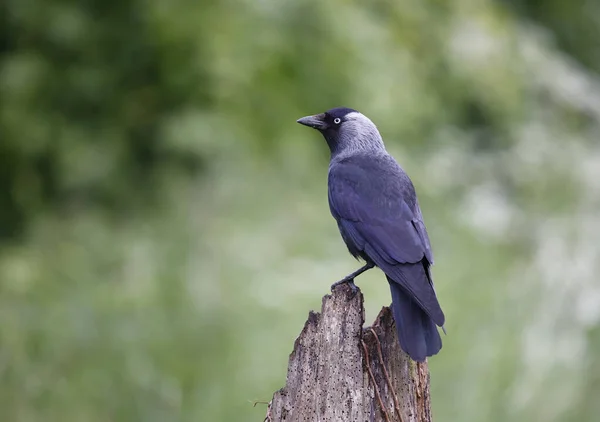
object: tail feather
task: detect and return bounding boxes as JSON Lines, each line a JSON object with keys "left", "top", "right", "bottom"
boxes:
{"left": 388, "top": 276, "right": 442, "bottom": 362}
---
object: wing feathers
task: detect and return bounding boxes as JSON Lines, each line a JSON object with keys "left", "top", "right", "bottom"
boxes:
{"left": 329, "top": 155, "right": 444, "bottom": 327}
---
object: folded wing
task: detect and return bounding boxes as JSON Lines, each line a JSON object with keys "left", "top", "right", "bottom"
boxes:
{"left": 328, "top": 156, "right": 444, "bottom": 326}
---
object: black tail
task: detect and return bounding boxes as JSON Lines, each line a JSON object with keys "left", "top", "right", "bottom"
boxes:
{"left": 388, "top": 276, "right": 442, "bottom": 362}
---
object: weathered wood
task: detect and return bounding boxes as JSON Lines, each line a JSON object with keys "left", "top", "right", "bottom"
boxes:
{"left": 267, "top": 284, "right": 432, "bottom": 422}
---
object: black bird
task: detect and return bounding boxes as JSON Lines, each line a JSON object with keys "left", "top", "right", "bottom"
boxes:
{"left": 297, "top": 107, "right": 445, "bottom": 362}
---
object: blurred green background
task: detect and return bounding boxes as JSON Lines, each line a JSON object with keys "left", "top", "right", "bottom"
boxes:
{"left": 2, "top": 0, "right": 600, "bottom": 421}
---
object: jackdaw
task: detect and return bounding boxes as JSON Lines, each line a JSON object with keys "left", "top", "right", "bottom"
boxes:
{"left": 297, "top": 107, "right": 445, "bottom": 362}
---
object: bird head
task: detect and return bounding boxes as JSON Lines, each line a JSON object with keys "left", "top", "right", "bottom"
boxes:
{"left": 296, "top": 107, "right": 385, "bottom": 156}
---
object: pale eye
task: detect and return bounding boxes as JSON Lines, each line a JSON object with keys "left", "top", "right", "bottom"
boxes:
{"left": 333, "top": 118, "right": 341, "bottom": 124}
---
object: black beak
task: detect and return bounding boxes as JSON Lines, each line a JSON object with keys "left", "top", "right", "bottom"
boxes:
{"left": 296, "top": 113, "right": 327, "bottom": 130}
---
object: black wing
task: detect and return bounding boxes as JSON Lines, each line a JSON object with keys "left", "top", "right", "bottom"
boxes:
{"left": 328, "top": 155, "right": 444, "bottom": 326}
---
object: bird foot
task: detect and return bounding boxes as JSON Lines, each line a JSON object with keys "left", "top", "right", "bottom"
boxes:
{"left": 330, "top": 278, "right": 358, "bottom": 293}
{"left": 330, "top": 262, "right": 374, "bottom": 293}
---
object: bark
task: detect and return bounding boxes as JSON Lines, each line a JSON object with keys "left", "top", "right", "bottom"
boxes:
{"left": 266, "top": 284, "right": 432, "bottom": 422}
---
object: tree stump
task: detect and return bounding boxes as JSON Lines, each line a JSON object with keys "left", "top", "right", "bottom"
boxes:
{"left": 266, "top": 284, "right": 432, "bottom": 422}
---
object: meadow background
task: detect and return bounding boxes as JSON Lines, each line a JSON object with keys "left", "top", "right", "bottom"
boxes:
{"left": 2, "top": 0, "right": 600, "bottom": 421}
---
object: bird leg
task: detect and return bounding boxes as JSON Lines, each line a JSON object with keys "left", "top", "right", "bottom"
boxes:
{"left": 330, "top": 262, "right": 375, "bottom": 291}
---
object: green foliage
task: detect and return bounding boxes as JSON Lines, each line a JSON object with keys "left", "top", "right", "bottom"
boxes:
{"left": 1, "top": 0, "right": 600, "bottom": 421}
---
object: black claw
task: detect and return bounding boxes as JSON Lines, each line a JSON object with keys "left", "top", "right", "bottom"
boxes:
{"left": 330, "top": 278, "right": 358, "bottom": 293}
{"left": 330, "top": 279, "right": 347, "bottom": 291}
{"left": 347, "top": 280, "right": 358, "bottom": 293}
